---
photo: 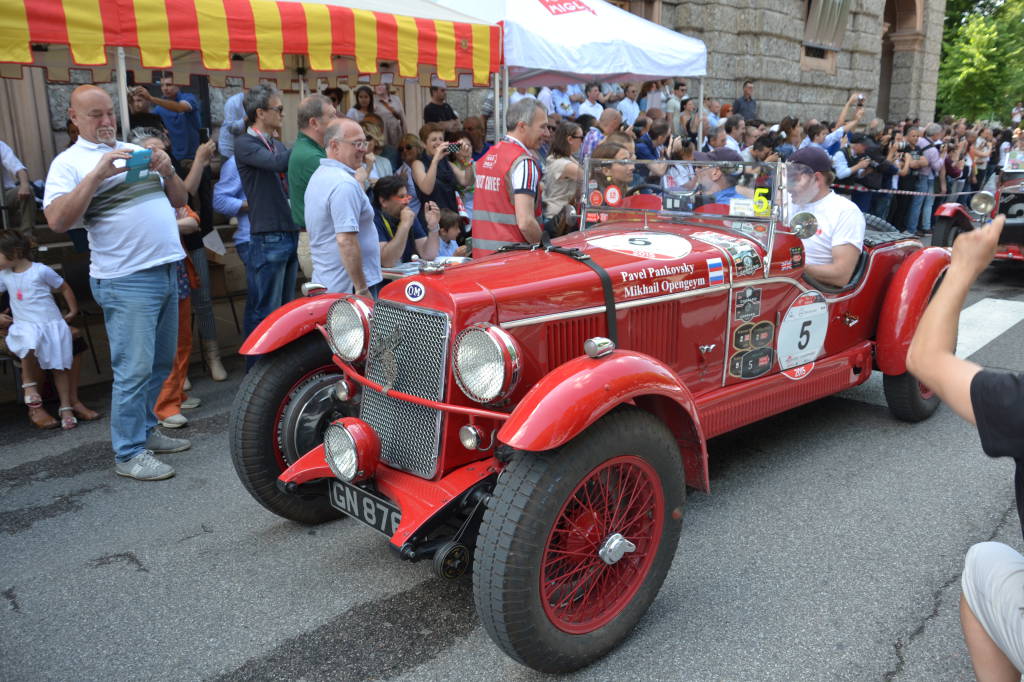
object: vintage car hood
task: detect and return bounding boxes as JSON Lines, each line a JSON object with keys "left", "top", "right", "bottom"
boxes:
{"left": 409, "top": 222, "right": 765, "bottom": 324}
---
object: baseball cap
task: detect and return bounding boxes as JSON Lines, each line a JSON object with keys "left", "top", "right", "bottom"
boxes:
{"left": 848, "top": 132, "right": 867, "bottom": 145}
{"left": 787, "top": 146, "right": 832, "bottom": 173}
{"left": 693, "top": 148, "right": 743, "bottom": 163}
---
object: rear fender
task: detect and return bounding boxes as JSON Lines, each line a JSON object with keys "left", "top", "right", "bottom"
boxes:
{"left": 497, "top": 350, "right": 710, "bottom": 492}
{"left": 875, "top": 247, "right": 951, "bottom": 375}
{"left": 239, "top": 293, "right": 347, "bottom": 355}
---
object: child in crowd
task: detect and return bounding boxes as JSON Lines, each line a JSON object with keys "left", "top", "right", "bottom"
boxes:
{"left": 437, "top": 209, "right": 467, "bottom": 258}
{"left": 0, "top": 230, "right": 98, "bottom": 429}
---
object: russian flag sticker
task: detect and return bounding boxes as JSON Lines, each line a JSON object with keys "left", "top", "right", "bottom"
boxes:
{"left": 707, "top": 257, "right": 725, "bottom": 285}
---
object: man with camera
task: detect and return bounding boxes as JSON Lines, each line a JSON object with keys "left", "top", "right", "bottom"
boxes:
{"left": 833, "top": 132, "right": 897, "bottom": 214}
{"left": 904, "top": 124, "right": 944, "bottom": 235}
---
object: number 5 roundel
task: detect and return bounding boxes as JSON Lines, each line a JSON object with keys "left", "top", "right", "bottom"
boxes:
{"left": 777, "top": 291, "right": 828, "bottom": 369}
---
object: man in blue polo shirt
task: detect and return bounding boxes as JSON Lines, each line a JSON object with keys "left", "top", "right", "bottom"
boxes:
{"left": 143, "top": 76, "right": 201, "bottom": 161}
{"left": 694, "top": 148, "right": 744, "bottom": 205}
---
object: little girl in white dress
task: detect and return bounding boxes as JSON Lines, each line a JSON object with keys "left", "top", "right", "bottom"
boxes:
{"left": 0, "top": 230, "right": 79, "bottom": 429}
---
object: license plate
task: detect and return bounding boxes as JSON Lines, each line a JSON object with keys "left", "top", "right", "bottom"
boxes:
{"left": 328, "top": 480, "right": 401, "bottom": 536}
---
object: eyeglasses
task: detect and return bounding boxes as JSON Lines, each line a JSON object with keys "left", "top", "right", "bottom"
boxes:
{"left": 570, "top": 134, "right": 583, "bottom": 140}
{"left": 260, "top": 105, "right": 284, "bottom": 114}
{"left": 402, "top": 144, "right": 419, "bottom": 151}
{"left": 341, "top": 139, "right": 370, "bottom": 150}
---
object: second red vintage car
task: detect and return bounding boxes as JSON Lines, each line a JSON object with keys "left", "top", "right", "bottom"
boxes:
{"left": 933, "top": 164, "right": 1024, "bottom": 259}
{"left": 229, "top": 160, "right": 949, "bottom": 673}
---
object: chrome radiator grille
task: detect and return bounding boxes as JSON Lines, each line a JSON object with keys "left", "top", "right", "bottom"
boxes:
{"left": 359, "top": 300, "right": 450, "bottom": 478}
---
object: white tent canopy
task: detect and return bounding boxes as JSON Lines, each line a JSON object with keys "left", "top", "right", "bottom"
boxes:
{"left": 432, "top": 0, "right": 706, "bottom": 85}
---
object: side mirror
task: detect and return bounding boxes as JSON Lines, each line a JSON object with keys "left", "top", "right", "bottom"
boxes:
{"left": 785, "top": 212, "right": 818, "bottom": 240}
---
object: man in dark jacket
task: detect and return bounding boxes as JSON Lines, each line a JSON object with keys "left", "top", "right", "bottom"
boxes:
{"left": 234, "top": 84, "right": 295, "bottom": 338}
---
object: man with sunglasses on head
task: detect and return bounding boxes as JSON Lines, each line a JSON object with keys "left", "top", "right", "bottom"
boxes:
{"left": 234, "top": 84, "right": 296, "bottom": 341}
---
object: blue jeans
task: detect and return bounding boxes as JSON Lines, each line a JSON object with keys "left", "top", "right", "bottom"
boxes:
{"left": 90, "top": 263, "right": 178, "bottom": 462}
{"left": 247, "top": 231, "right": 298, "bottom": 337}
{"left": 871, "top": 192, "right": 893, "bottom": 223}
{"left": 234, "top": 240, "right": 258, "bottom": 340}
{"left": 904, "top": 174, "right": 933, "bottom": 234}
{"left": 919, "top": 175, "right": 937, "bottom": 233}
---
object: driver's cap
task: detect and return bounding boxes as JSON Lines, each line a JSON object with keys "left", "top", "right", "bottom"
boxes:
{"left": 787, "top": 146, "right": 832, "bottom": 173}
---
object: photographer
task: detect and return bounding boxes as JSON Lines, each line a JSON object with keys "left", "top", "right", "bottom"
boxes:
{"left": 834, "top": 132, "right": 897, "bottom": 213}
{"left": 870, "top": 130, "right": 912, "bottom": 222}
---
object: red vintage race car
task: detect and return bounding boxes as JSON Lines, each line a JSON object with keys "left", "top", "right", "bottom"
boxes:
{"left": 933, "top": 165, "right": 1024, "bottom": 260}
{"left": 229, "top": 159, "right": 949, "bottom": 673}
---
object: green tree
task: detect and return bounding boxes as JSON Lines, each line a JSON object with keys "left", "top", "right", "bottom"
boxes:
{"left": 938, "top": 0, "right": 1024, "bottom": 121}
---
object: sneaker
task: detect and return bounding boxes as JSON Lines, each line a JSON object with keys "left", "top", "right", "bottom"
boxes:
{"left": 159, "top": 413, "right": 188, "bottom": 428}
{"left": 145, "top": 429, "right": 191, "bottom": 454}
{"left": 183, "top": 376, "right": 192, "bottom": 392}
{"left": 180, "top": 396, "right": 201, "bottom": 410}
{"left": 115, "top": 450, "right": 175, "bottom": 481}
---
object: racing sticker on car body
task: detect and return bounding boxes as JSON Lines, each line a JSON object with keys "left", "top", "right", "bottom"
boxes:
{"left": 690, "top": 231, "right": 763, "bottom": 277}
{"left": 735, "top": 287, "right": 761, "bottom": 321}
{"left": 588, "top": 233, "right": 693, "bottom": 261}
{"left": 777, "top": 291, "right": 828, "bottom": 369}
{"left": 782, "top": 362, "right": 815, "bottom": 380}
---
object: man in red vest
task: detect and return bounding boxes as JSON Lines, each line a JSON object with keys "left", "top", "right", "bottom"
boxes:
{"left": 472, "top": 98, "right": 549, "bottom": 256}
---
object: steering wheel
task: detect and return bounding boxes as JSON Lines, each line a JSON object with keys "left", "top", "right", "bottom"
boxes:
{"left": 625, "top": 183, "right": 665, "bottom": 197}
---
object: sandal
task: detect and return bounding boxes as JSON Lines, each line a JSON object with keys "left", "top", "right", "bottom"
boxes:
{"left": 28, "top": 405, "right": 58, "bottom": 430}
{"left": 59, "top": 406, "right": 78, "bottom": 430}
{"left": 71, "top": 401, "right": 102, "bottom": 421}
{"left": 22, "top": 382, "right": 42, "bottom": 409}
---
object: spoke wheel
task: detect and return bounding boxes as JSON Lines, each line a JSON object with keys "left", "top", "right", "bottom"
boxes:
{"left": 474, "top": 406, "right": 684, "bottom": 673}
{"left": 541, "top": 456, "right": 664, "bottom": 634}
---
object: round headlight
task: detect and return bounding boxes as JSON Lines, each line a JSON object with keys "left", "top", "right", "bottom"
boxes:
{"left": 324, "top": 422, "right": 358, "bottom": 481}
{"left": 326, "top": 297, "right": 371, "bottom": 362}
{"left": 970, "top": 191, "right": 996, "bottom": 215}
{"left": 453, "top": 324, "right": 521, "bottom": 403}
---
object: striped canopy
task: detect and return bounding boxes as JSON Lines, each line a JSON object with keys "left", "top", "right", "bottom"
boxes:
{"left": 0, "top": 0, "right": 501, "bottom": 85}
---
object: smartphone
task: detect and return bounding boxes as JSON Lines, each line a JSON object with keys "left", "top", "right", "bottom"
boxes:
{"left": 445, "top": 142, "right": 462, "bottom": 154}
{"left": 199, "top": 127, "right": 210, "bottom": 144}
{"left": 124, "top": 148, "right": 152, "bottom": 184}
{"left": 856, "top": 93, "right": 864, "bottom": 107}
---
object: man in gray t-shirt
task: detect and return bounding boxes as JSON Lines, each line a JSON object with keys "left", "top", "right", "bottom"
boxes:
{"left": 304, "top": 118, "right": 382, "bottom": 296}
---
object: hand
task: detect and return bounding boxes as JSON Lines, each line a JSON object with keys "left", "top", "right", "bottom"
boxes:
{"left": 149, "top": 148, "right": 175, "bottom": 178}
{"left": 950, "top": 215, "right": 1003, "bottom": 280}
{"left": 0, "top": 313, "right": 12, "bottom": 330}
{"left": 432, "top": 143, "right": 448, "bottom": 161}
{"left": 853, "top": 106, "right": 865, "bottom": 121}
{"left": 363, "top": 152, "right": 376, "bottom": 168}
{"left": 178, "top": 218, "right": 200, "bottom": 235}
{"left": 765, "top": 152, "right": 780, "bottom": 163}
{"left": 399, "top": 205, "right": 416, "bottom": 228}
{"left": 91, "top": 149, "right": 133, "bottom": 181}
{"left": 423, "top": 201, "right": 440, "bottom": 227}
{"left": 194, "top": 139, "right": 216, "bottom": 166}
{"left": 17, "top": 183, "right": 31, "bottom": 200}
{"left": 355, "top": 166, "right": 369, "bottom": 187}
{"left": 62, "top": 309, "right": 78, "bottom": 322}
{"left": 240, "top": 201, "right": 249, "bottom": 213}
{"left": 355, "top": 287, "right": 371, "bottom": 297}
{"left": 456, "top": 140, "right": 472, "bottom": 162}
{"left": 132, "top": 86, "right": 153, "bottom": 102}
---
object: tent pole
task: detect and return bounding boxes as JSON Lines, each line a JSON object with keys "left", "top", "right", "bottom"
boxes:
{"left": 501, "top": 65, "right": 509, "bottom": 137}
{"left": 116, "top": 47, "right": 130, "bottom": 140}
{"left": 697, "top": 76, "right": 704, "bottom": 151}
{"left": 493, "top": 70, "right": 501, "bottom": 145}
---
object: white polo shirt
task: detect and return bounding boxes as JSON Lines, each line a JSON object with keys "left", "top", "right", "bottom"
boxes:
{"left": 1, "top": 140, "right": 27, "bottom": 191}
{"left": 43, "top": 138, "right": 183, "bottom": 279}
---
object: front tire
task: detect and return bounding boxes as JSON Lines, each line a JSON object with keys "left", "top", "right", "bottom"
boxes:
{"left": 229, "top": 333, "right": 349, "bottom": 524}
{"left": 473, "top": 407, "right": 685, "bottom": 673}
{"left": 932, "top": 216, "right": 966, "bottom": 247}
{"left": 883, "top": 372, "right": 940, "bottom": 422}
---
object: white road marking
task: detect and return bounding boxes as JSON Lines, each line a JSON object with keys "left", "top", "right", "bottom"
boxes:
{"left": 840, "top": 297, "right": 1024, "bottom": 407}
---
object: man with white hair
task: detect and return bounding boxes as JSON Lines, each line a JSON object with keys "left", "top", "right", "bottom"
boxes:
{"left": 472, "top": 98, "right": 549, "bottom": 256}
{"left": 905, "top": 122, "right": 945, "bottom": 235}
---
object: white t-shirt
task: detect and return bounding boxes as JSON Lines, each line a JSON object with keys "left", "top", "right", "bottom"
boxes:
{"left": 794, "top": 191, "right": 865, "bottom": 266}
{"left": 43, "top": 138, "right": 184, "bottom": 280}
{"left": 0, "top": 139, "right": 27, "bottom": 191}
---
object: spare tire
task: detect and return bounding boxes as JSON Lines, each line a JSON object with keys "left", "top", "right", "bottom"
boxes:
{"left": 864, "top": 213, "right": 901, "bottom": 233}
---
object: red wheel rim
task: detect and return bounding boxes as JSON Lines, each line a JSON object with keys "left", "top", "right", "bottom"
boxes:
{"left": 271, "top": 364, "right": 339, "bottom": 471}
{"left": 540, "top": 455, "right": 665, "bottom": 634}
{"left": 918, "top": 381, "right": 935, "bottom": 400}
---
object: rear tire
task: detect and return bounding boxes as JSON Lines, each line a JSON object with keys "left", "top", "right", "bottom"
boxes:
{"left": 473, "top": 406, "right": 685, "bottom": 673}
{"left": 230, "top": 333, "right": 348, "bottom": 524}
{"left": 883, "top": 372, "right": 940, "bottom": 422}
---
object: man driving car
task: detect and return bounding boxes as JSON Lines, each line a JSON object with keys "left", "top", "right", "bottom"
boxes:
{"left": 786, "top": 146, "right": 865, "bottom": 287}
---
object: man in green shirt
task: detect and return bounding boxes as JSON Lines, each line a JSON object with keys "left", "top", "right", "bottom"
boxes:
{"left": 287, "top": 94, "right": 337, "bottom": 279}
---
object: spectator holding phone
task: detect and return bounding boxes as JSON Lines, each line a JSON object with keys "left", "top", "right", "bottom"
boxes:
{"left": 411, "top": 123, "right": 472, "bottom": 220}
{"left": 43, "top": 84, "right": 190, "bottom": 481}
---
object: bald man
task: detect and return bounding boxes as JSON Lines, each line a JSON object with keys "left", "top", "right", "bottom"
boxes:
{"left": 581, "top": 108, "right": 623, "bottom": 158}
{"left": 43, "top": 85, "right": 190, "bottom": 481}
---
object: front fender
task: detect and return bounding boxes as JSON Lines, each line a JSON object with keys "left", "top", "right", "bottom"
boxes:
{"left": 875, "top": 247, "right": 951, "bottom": 375}
{"left": 933, "top": 201, "right": 975, "bottom": 222}
{"left": 497, "top": 350, "right": 710, "bottom": 491}
{"left": 239, "top": 294, "right": 346, "bottom": 355}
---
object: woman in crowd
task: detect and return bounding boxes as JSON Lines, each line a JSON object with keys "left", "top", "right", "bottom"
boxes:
{"left": 542, "top": 121, "right": 584, "bottom": 235}
{"left": 447, "top": 129, "right": 476, "bottom": 221}
{"left": 776, "top": 117, "right": 802, "bottom": 159}
{"left": 662, "top": 136, "right": 697, "bottom": 191}
{"left": 678, "top": 97, "right": 700, "bottom": 146}
{"left": 346, "top": 86, "right": 374, "bottom": 122}
{"left": 411, "top": 123, "right": 473, "bottom": 219}
{"left": 396, "top": 134, "right": 423, "bottom": 217}
{"left": 362, "top": 122, "right": 393, "bottom": 185}
{"left": 590, "top": 142, "right": 635, "bottom": 197}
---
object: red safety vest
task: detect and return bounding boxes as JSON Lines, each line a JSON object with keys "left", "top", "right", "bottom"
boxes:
{"left": 472, "top": 139, "right": 543, "bottom": 257}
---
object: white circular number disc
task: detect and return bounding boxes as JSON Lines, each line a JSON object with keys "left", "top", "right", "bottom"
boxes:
{"left": 777, "top": 291, "right": 828, "bottom": 369}
{"left": 587, "top": 233, "right": 693, "bottom": 261}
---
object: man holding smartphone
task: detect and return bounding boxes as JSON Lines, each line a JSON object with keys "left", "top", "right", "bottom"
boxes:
{"left": 43, "top": 85, "right": 190, "bottom": 482}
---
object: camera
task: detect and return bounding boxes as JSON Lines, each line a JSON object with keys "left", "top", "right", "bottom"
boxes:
{"left": 856, "top": 93, "right": 864, "bottom": 107}
{"left": 445, "top": 142, "right": 462, "bottom": 155}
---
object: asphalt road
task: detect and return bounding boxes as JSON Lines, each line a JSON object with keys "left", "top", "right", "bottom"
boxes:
{"left": 2, "top": 261, "right": 1023, "bottom": 681}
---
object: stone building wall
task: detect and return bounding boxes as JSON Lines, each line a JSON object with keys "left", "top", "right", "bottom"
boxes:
{"left": 660, "top": 0, "right": 945, "bottom": 125}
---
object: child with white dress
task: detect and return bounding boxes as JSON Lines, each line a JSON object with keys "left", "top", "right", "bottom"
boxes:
{"left": 0, "top": 230, "right": 83, "bottom": 429}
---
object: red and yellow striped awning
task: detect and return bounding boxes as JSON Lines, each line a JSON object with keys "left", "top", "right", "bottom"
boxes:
{"left": 0, "top": 0, "right": 501, "bottom": 85}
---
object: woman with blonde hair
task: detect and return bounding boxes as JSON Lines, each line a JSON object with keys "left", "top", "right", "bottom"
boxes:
{"left": 396, "top": 133, "right": 423, "bottom": 216}
{"left": 361, "top": 122, "right": 393, "bottom": 184}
